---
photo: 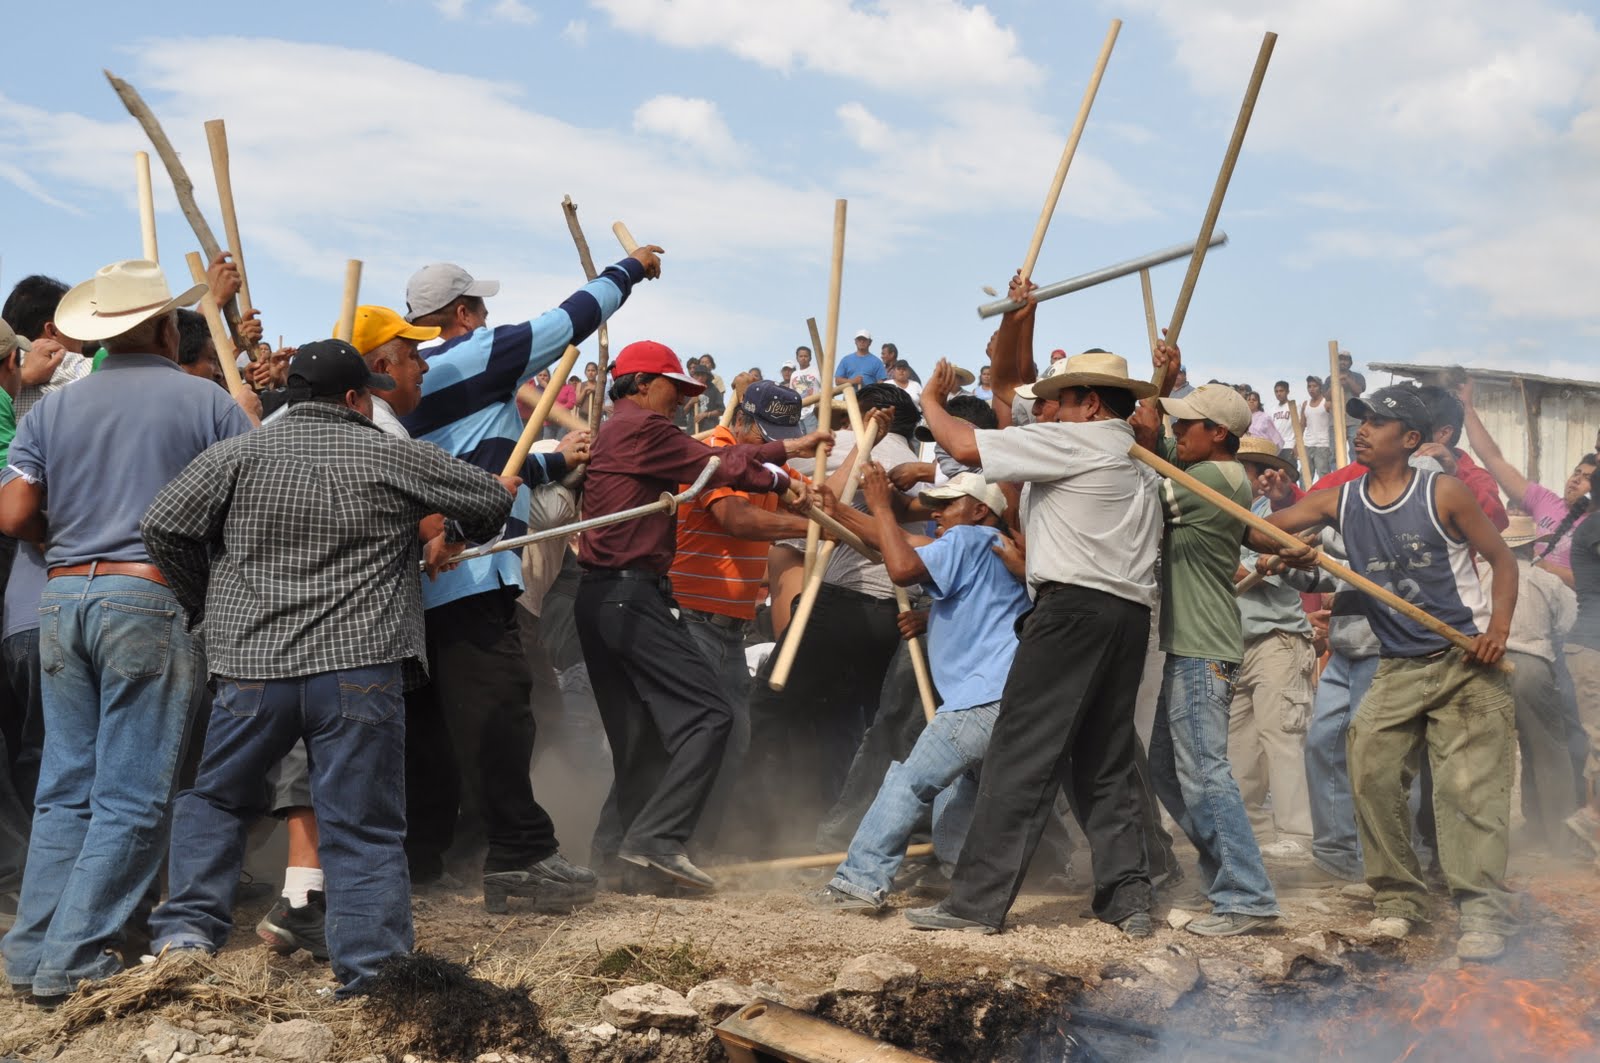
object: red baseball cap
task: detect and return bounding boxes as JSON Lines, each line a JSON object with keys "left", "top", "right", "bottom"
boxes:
{"left": 610, "top": 340, "right": 705, "bottom": 395}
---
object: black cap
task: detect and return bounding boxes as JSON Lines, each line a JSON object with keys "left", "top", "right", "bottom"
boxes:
{"left": 1347, "top": 385, "right": 1432, "bottom": 436}
{"left": 286, "top": 339, "right": 396, "bottom": 402}
{"left": 739, "top": 380, "right": 805, "bottom": 440}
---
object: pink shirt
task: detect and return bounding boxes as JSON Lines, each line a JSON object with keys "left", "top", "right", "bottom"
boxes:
{"left": 1525, "top": 481, "right": 1587, "bottom": 571}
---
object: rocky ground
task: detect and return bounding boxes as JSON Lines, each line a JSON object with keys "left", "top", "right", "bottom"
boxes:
{"left": 2, "top": 844, "right": 1597, "bottom": 1063}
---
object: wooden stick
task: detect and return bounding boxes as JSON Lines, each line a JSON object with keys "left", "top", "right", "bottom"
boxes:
{"left": 503, "top": 345, "right": 581, "bottom": 477}
{"left": 135, "top": 152, "right": 158, "bottom": 262}
{"left": 105, "top": 71, "right": 245, "bottom": 346}
{"left": 807, "top": 505, "right": 876, "bottom": 560}
{"left": 515, "top": 383, "right": 590, "bottom": 433}
{"left": 716, "top": 843, "right": 933, "bottom": 877}
{"left": 770, "top": 419, "right": 880, "bottom": 692}
{"left": 1139, "top": 267, "right": 1159, "bottom": 354}
{"left": 1287, "top": 398, "right": 1312, "bottom": 487}
{"left": 803, "top": 202, "right": 848, "bottom": 585}
{"left": 1236, "top": 527, "right": 1319, "bottom": 595}
{"left": 1019, "top": 18, "right": 1121, "bottom": 283}
{"left": 184, "top": 251, "right": 244, "bottom": 392}
{"left": 1152, "top": 31, "right": 1277, "bottom": 391}
{"left": 1328, "top": 340, "right": 1350, "bottom": 468}
{"left": 204, "top": 119, "right": 251, "bottom": 317}
{"left": 561, "top": 195, "right": 610, "bottom": 436}
{"left": 1131, "top": 444, "right": 1512, "bottom": 673}
{"left": 334, "top": 261, "right": 362, "bottom": 343}
{"left": 612, "top": 221, "right": 639, "bottom": 254}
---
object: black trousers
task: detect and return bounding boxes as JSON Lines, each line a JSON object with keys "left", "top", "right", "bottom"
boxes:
{"left": 944, "top": 585, "right": 1155, "bottom": 928}
{"left": 575, "top": 573, "right": 733, "bottom": 858}
{"left": 404, "top": 589, "right": 558, "bottom": 878}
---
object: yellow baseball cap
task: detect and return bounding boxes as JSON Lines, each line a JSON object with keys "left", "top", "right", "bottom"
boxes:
{"left": 343, "top": 305, "right": 440, "bottom": 356}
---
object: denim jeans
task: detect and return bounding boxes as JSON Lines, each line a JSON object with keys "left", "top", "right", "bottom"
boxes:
{"left": 2, "top": 576, "right": 201, "bottom": 996}
{"left": 152, "top": 665, "right": 411, "bottom": 996}
{"left": 1305, "top": 652, "right": 1377, "bottom": 880}
{"left": 1149, "top": 655, "right": 1278, "bottom": 916}
{"left": 830, "top": 702, "right": 997, "bottom": 905}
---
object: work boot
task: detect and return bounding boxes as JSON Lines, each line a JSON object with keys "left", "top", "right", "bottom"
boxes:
{"left": 483, "top": 852, "right": 599, "bottom": 914}
{"left": 1456, "top": 931, "right": 1506, "bottom": 962}
{"left": 617, "top": 849, "right": 715, "bottom": 892}
{"left": 1185, "top": 912, "right": 1278, "bottom": 937}
{"left": 904, "top": 904, "right": 999, "bottom": 934}
{"left": 256, "top": 891, "right": 330, "bottom": 961}
{"left": 1117, "top": 911, "right": 1154, "bottom": 939}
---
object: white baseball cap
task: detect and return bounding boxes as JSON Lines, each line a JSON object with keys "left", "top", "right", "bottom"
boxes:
{"left": 404, "top": 263, "right": 501, "bottom": 322}
{"left": 854, "top": 329, "right": 872, "bottom": 341}
{"left": 921, "top": 472, "right": 1007, "bottom": 515}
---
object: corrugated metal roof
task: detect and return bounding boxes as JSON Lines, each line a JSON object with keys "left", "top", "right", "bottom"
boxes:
{"left": 1367, "top": 362, "right": 1600, "bottom": 393}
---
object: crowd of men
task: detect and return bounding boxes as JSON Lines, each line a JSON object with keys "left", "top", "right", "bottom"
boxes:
{"left": 0, "top": 249, "right": 1595, "bottom": 1004}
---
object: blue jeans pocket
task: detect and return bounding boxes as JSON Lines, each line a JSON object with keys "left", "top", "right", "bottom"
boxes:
{"left": 38, "top": 605, "right": 64, "bottom": 676}
{"left": 99, "top": 600, "right": 175, "bottom": 680}
{"left": 338, "top": 669, "right": 402, "bottom": 725}
{"left": 220, "top": 680, "right": 266, "bottom": 719}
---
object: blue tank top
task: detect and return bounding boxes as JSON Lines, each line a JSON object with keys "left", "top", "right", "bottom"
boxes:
{"left": 1338, "top": 470, "right": 1487, "bottom": 657}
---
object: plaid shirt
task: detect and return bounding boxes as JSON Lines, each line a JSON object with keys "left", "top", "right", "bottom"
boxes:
{"left": 142, "top": 401, "right": 513, "bottom": 681}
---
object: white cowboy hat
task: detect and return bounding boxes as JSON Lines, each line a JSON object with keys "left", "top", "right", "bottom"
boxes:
{"left": 1030, "top": 349, "right": 1157, "bottom": 401}
{"left": 53, "top": 259, "right": 206, "bottom": 343}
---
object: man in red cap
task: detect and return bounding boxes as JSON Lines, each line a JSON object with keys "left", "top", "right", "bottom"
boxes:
{"left": 577, "top": 341, "right": 830, "bottom": 892}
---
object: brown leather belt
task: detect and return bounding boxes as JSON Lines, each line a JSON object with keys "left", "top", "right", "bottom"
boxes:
{"left": 47, "top": 562, "right": 168, "bottom": 586}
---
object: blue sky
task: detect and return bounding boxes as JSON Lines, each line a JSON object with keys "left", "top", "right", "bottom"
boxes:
{"left": 3, "top": 0, "right": 1597, "bottom": 402}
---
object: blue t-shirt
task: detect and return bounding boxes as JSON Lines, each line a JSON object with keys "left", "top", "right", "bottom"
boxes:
{"left": 836, "top": 353, "right": 887, "bottom": 386}
{"left": 915, "top": 523, "right": 1030, "bottom": 712}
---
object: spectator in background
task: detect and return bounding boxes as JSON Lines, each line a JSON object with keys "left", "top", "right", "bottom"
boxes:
{"left": 790, "top": 347, "right": 821, "bottom": 400}
{"left": 575, "top": 361, "right": 602, "bottom": 426}
{"left": 1301, "top": 375, "right": 1333, "bottom": 480}
{"left": 974, "top": 366, "right": 993, "bottom": 402}
{"left": 1048, "top": 348, "right": 1067, "bottom": 364}
{"left": 1245, "top": 391, "right": 1284, "bottom": 449}
{"left": 1270, "top": 381, "right": 1297, "bottom": 464}
{"left": 1170, "top": 364, "right": 1194, "bottom": 399}
{"left": 699, "top": 354, "right": 726, "bottom": 400}
{"left": 0, "top": 275, "right": 94, "bottom": 422}
{"left": 881, "top": 342, "right": 919, "bottom": 384}
{"left": 780, "top": 362, "right": 795, "bottom": 388}
{"left": 556, "top": 375, "right": 579, "bottom": 412}
{"left": 1324, "top": 351, "right": 1365, "bottom": 452}
{"left": 837, "top": 330, "right": 887, "bottom": 387}
{"left": 891, "top": 360, "right": 923, "bottom": 406}
{"left": 748, "top": 368, "right": 764, "bottom": 382}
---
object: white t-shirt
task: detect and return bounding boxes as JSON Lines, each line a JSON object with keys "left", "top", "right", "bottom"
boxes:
{"left": 974, "top": 419, "right": 1161, "bottom": 607}
{"left": 894, "top": 379, "right": 923, "bottom": 405}
{"left": 1271, "top": 400, "right": 1294, "bottom": 443}
{"left": 790, "top": 366, "right": 822, "bottom": 399}
{"left": 1301, "top": 398, "right": 1332, "bottom": 446}
{"left": 822, "top": 429, "right": 926, "bottom": 600}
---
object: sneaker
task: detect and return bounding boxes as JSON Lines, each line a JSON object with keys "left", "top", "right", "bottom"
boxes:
{"left": 257, "top": 891, "right": 329, "bottom": 961}
{"left": 1117, "top": 911, "right": 1154, "bottom": 939}
{"left": 1185, "top": 912, "right": 1278, "bottom": 937}
{"left": 1260, "top": 839, "right": 1309, "bottom": 859}
{"left": 904, "top": 904, "right": 999, "bottom": 934}
{"left": 809, "top": 885, "right": 882, "bottom": 913}
{"left": 616, "top": 850, "right": 715, "bottom": 892}
{"left": 1456, "top": 931, "right": 1506, "bottom": 962}
{"left": 1366, "top": 916, "right": 1413, "bottom": 940}
{"left": 483, "top": 852, "right": 600, "bottom": 913}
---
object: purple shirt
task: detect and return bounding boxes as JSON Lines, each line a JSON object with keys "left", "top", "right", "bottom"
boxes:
{"left": 1248, "top": 410, "right": 1284, "bottom": 448}
{"left": 1525, "top": 481, "right": 1587, "bottom": 572}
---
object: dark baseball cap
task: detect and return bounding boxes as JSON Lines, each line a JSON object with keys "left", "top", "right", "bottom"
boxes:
{"left": 1347, "top": 385, "right": 1432, "bottom": 436}
{"left": 286, "top": 339, "right": 396, "bottom": 402}
{"left": 739, "top": 380, "right": 805, "bottom": 440}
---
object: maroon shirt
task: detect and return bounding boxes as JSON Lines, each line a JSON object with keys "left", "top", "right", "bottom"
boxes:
{"left": 579, "top": 399, "right": 789, "bottom": 574}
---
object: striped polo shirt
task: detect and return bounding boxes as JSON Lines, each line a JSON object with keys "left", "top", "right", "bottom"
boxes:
{"left": 403, "top": 257, "right": 645, "bottom": 609}
{"left": 669, "top": 425, "right": 786, "bottom": 620}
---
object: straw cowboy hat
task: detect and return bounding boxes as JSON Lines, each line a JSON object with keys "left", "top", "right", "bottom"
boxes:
{"left": 53, "top": 259, "right": 206, "bottom": 343}
{"left": 1501, "top": 513, "right": 1543, "bottom": 549}
{"left": 1236, "top": 435, "right": 1296, "bottom": 475}
{"left": 1030, "top": 349, "right": 1157, "bottom": 401}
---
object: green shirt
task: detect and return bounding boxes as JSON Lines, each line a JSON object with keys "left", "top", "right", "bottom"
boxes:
{"left": 0, "top": 389, "right": 13, "bottom": 466}
{"left": 1157, "top": 439, "right": 1250, "bottom": 663}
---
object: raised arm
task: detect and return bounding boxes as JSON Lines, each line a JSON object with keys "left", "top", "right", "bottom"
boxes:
{"left": 1438, "top": 474, "right": 1516, "bottom": 666}
{"left": 1457, "top": 378, "right": 1530, "bottom": 504}
{"left": 861, "top": 462, "right": 933, "bottom": 586}
{"left": 920, "top": 361, "right": 980, "bottom": 466}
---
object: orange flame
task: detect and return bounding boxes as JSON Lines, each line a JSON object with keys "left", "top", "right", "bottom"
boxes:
{"left": 1381, "top": 968, "right": 1596, "bottom": 1062}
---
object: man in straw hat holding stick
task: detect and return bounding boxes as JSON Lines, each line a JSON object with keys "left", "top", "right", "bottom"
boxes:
{"left": 1248, "top": 383, "right": 1519, "bottom": 962}
{"left": 0, "top": 260, "right": 253, "bottom": 1002}
{"left": 395, "top": 247, "right": 656, "bottom": 912}
{"left": 901, "top": 350, "right": 1164, "bottom": 938}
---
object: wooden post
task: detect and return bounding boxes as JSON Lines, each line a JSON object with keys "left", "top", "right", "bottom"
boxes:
{"left": 334, "top": 260, "right": 362, "bottom": 343}
{"left": 135, "top": 152, "right": 158, "bottom": 262}
{"left": 561, "top": 195, "right": 609, "bottom": 435}
{"left": 1152, "top": 31, "right": 1277, "bottom": 392}
{"left": 1328, "top": 340, "right": 1349, "bottom": 467}
{"left": 204, "top": 119, "right": 252, "bottom": 318}
{"left": 802, "top": 201, "right": 847, "bottom": 584}
{"left": 1287, "top": 399, "right": 1313, "bottom": 487}
{"left": 1517, "top": 377, "right": 1541, "bottom": 482}
{"left": 1131, "top": 443, "right": 1512, "bottom": 673}
{"left": 1018, "top": 19, "right": 1121, "bottom": 282}
{"left": 184, "top": 251, "right": 244, "bottom": 392}
{"left": 503, "top": 345, "right": 581, "bottom": 477}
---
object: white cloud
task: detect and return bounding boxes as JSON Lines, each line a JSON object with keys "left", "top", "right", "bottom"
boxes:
{"left": 632, "top": 95, "right": 740, "bottom": 162}
{"left": 433, "top": 0, "right": 469, "bottom": 18}
{"left": 490, "top": 0, "right": 538, "bottom": 24}
{"left": 836, "top": 102, "right": 893, "bottom": 152}
{"left": 590, "top": 0, "right": 1040, "bottom": 96}
{"left": 561, "top": 18, "right": 589, "bottom": 44}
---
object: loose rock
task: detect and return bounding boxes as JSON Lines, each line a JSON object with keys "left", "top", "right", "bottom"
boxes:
{"left": 253, "top": 1018, "right": 335, "bottom": 1063}
{"left": 686, "top": 978, "right": 755, "bottom": 1023}
{"left": 749, "top": 977, "right": 828, "bottom": 1013}
{"left": 598, "top": 983, "right": 701, "bottom": 1032}
{"left": 833, "top": 953, "right": 919, "bottom": 995}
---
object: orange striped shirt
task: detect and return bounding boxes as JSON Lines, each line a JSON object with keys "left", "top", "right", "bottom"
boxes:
{"left": 669, "top": 426, "right": 791, "bottom": 620}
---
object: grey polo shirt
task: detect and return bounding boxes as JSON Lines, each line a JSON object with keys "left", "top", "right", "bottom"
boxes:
{"left": 5, "top": 353, "right": 252, "bottom": 568}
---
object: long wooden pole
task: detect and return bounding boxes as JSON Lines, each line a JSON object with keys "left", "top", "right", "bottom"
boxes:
{"left": 503, "top": 345, "right": 581, "bottom": 478}
{"left": 1152, "top": 31, "right": 1277, "bottom": 392}
{"left": 1139, "top": 267, "right": 1160, "bottom": 354}
{"left": 334, "top": 260, "right": 362, "bottom": 343}
{"left": 105, "top": 71, "right": 246, "bottom": 348}
{"left": 184, "top": 251, "right": 244, "bottom": 392}
{"left": 717, "top": 843, "right": 933, "bottom": 877}
{"left": 803, "top": 202, "right": 847, "bottom": 584}
{"left": 770, "top": 419, "right": 880, "bottom": 692}
{"left": 134, "top": 152, "right": 158, "bottom": 262}
{"left": 1131, "top": 444, "right": 1511, "bottom": 673}
{"left": 612, "top": 221, "right": 639, "bottom": 254}
{"left": 1328, "top": 340, "right": 1350, "bottom": 467}
{"left": 561, "top": 195, "right": 609, "bottom": 436}
{"left": 1287, "top": 398, "right": 1312, "bottom": 487}
{"left": 204, "top": 119, "right": 252, "bottom": 318}
{"left": 1018, "top": 19, "right": 1121, "bottom": 283}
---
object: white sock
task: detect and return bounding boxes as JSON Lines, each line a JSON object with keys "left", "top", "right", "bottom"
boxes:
{"left": 282, "top": 866, "right": 325, "bottom": 908}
